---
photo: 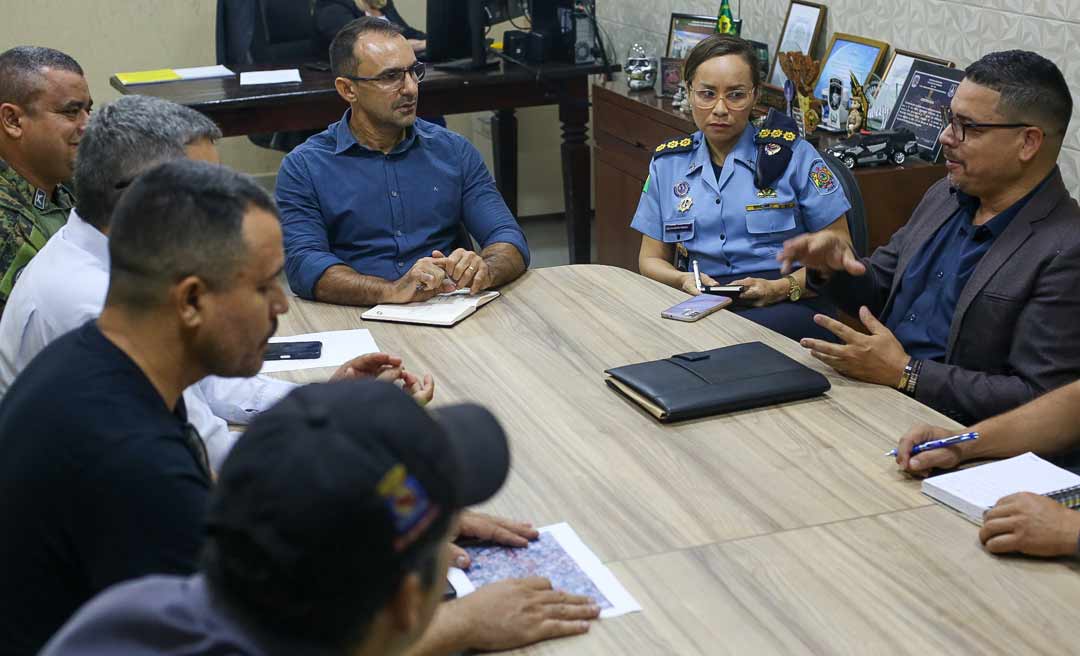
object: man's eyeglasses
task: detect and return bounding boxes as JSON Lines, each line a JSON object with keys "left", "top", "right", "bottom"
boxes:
{"left": 341, "top": 61, "right": 426, "bottom": 89}
{"left": 940, "top": 106, "right": 1033, "bottom": 142}
{"left": 688, "top": 86, "right": 755, "bottom": 112}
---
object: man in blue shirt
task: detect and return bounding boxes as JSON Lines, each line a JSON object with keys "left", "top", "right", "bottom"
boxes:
{"left": 276, "top": 17, "right": 529, "bottom": 305}
{"left": 779, "top": 50, "right": 1080, "bottom": 424}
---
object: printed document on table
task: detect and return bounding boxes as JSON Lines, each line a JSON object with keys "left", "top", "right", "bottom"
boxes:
{"left": 447, "top": 522, "right": 642, "bottom": 619}
{"left": 240, "top": 69, "right": 302, "bottom": 85}
{"left": 259, "top": 329, "right": 379, "bottom": 374}
{"left": 175, "top": 65, "right": 234, "bottom": 80}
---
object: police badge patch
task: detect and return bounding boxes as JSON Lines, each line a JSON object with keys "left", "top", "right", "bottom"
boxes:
{"left": 764, "top": 143, "right": 781, "bottom": 156}
{"left": 808, "top": 159, "right": 838, "bottom": 195}
{"left": 674, "top": 181, "right": 690, "bottom": 197}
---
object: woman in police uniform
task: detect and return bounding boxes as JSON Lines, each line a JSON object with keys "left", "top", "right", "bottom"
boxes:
{"left": 632, "top": 35, "right": 853, "bottom": 340}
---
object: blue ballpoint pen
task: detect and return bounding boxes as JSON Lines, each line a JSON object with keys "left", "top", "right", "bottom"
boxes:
{"left": 886, "top": 431, "right": 979, "bottom": 457}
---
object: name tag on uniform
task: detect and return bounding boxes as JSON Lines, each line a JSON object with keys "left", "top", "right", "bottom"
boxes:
{"left": 664, "top": 222, "right": 693, "bottom": 233}
{"left": 745, "top": 201, "right": 796, "bottom": 212}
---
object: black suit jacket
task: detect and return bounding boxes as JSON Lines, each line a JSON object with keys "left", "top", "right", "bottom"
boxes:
{"left": 815, "top": 167, "right": 1080, "bottom": 424}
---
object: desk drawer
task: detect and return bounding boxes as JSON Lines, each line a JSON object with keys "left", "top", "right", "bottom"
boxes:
{"left": 595, "top": 98, "right": 692, "bottom": 155}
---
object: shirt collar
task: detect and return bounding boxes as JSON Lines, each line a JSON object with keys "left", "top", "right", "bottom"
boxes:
{"left": 0, "top": 157, "right": 72, "bottom": 212}
{"left": 952, "top": 169, "right": 1054, "bottom": 239}
{"left": 687, "top": 123, "right": 757, "bottom": 174}
{"left": 333, "top": 109, "right": 420, "bottom": 156}
{"left": 64, "top": 208, "right": 110, "bottom": 266}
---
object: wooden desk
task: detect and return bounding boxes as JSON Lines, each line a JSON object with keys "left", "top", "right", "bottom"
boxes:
{"left": 593, "top": 82, "right": 947, "bottom": 271}
{"left": 110, "top": 62, "right": 612, "bottom": 264}
{"left": 266, "top": 265, "right": 1080, "bottom": 653}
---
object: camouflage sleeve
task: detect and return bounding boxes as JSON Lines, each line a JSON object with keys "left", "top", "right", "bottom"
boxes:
{"left": 0, "top": 204, "right": 37, "bottom": 308}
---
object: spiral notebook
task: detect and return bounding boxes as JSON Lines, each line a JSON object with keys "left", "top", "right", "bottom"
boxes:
{"left": 921, "top": 452, "right": 1080, "bottom": 524}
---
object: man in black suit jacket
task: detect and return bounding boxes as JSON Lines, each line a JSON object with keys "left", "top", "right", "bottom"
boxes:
{"left": 779, "top": 50, "right": 1080, "bottom": 425}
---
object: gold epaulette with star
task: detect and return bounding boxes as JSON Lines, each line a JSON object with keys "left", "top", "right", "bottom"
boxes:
{"left": 653, "top": 136, "right": 694, "bottom": 157}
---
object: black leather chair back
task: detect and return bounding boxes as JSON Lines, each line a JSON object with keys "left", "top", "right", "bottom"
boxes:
{"left": 820, "top": 151, "right": 869, "bottom": 257}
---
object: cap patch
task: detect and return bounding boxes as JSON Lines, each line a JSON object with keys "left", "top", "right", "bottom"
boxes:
{"left": 808, "top": 159, "right": 838, "bottom": 195}
{"left": 377, "top": 464, "right": 439, "bottom": 551}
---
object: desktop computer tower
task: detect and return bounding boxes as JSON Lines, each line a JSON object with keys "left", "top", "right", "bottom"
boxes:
{"left": 530, "top": 0, "right": 575, "bottom": 62}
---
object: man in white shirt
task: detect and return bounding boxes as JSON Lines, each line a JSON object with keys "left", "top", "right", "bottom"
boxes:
{"left": 0, "top": 95, "right": 433, "bottom": 467}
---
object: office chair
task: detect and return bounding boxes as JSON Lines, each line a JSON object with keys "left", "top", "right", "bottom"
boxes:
{"left": 215, "top": 0, "right": 321, "bottom": 151}
{"left": 820, "top": 151, "right": 869, "bottom": 257}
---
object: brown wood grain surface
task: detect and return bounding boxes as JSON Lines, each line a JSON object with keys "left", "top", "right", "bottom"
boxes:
{"left": 267, "top": 265, "right": 1071, "bottom": 654}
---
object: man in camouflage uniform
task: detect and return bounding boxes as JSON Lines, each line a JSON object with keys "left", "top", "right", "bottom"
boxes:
{"left": 0, "top": 46, "right": 90, "bottom": 315}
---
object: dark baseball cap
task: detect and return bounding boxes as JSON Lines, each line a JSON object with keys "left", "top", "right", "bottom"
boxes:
{"left": 204, "top": 379, "right": 510, "bottom": 600}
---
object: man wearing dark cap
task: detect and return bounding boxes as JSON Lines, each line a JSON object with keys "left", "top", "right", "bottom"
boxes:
{"left": 42, "top": 381, "right": 601, "bottom": 655}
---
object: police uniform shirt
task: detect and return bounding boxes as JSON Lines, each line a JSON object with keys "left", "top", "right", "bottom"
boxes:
{"left": 630, "top": 123, "right": 851, "bottom": 278}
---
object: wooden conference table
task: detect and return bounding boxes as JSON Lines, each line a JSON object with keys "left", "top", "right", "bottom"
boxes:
{"left": 110, "top": 61, "right": 610, "bottom": 264}
{"left": 269, "top": 266, "right": 1080, "bottom": 655}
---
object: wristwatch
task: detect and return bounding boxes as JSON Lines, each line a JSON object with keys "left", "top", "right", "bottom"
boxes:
{"left": 786, "top": 274, "right": 802, "bottom": 302}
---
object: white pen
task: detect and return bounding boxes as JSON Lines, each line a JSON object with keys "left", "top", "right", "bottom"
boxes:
{"left": 692, "top": 259, "right": 703, "bottom": 292}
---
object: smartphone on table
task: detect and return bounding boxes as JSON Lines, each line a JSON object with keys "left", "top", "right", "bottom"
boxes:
{"left": 263, "top": 340, "right": 323, "bottom": 361}
{"left": 661, "top": 295, "right": 733, "bottom": 322}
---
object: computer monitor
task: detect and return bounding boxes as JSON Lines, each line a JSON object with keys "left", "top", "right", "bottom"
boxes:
{"left": 426, "top": 0, "right": 528, "bottom": 71}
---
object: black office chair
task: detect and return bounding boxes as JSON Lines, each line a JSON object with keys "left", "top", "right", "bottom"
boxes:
{"left": 215, "top": 0, "right": 321, "bottom": 151}
{"left": 820, "top": 151, "right": 869, "bottom": 257}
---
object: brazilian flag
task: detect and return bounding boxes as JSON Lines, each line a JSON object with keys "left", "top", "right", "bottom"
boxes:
{"left": 716, "top": 0, "right": 737, "bottom": 35}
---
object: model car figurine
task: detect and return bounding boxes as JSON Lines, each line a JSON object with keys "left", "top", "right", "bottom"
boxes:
{"left": 825, "top": 129, "right": 919, "bottom": 168}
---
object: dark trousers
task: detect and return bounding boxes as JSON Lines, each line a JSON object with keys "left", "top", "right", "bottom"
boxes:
{"left": 716, "top": 270, "right": 841, "bottom": 343}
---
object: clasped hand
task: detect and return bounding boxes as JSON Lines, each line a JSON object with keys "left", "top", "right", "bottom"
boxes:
{"left": 392, "top": 249, "right": 492, "bottom": 303}
{"left": 328, "top": 352, "right": 435, "bottom": 405}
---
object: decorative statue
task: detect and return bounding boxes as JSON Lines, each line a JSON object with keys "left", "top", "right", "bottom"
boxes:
{"left": 625, "top": 43, "right": 658, "bottom": 91}
{"left": 847, "top": 71, "right": 869, "bottom": 134}
{"left": 777, "top": 51, "right": 822, "bottom": 134}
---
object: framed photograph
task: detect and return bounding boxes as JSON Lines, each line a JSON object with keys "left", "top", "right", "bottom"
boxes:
{"left": 811, "top": 33, "right": 890, "bottom": 100}
{"left": 886, "top": 59, "right": 965, "bottom": 162}
{"left": 766, "top": 1, "right": 826, "bottom": 89}
{"left": 748, "top": 40, "right": 770, "bottom": 83}
{"left": 666, "top": 13, "right": 716, "bottom": 60}
{"left": 659, "top": 57, "right": 683, "bottom": 98}
{"left": 870, "top": 49, "right": 955, "bottom": 127}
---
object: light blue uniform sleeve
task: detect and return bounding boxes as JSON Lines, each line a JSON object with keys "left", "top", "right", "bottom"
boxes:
{"left": 630, "top": 158, "right": 665, "bottom": 241}
{"left": 789, "top": 141, "right": 852, "bottom": 233}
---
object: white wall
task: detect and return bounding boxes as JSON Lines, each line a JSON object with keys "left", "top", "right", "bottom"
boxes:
{"left": 2, "top": 0, "right": 565, "bottom": 214}
{"left": 598, "top": 0, "right": 1080, "bottom": 197}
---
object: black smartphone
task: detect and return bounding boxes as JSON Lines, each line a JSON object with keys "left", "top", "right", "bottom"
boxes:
{"left": 263, "top": 341, "right": 323, "bottom": 361}
{"left": 303, "top": 61, "right": 331, "bottom": 72}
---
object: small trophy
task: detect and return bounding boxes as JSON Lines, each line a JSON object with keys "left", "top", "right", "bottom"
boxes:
{"left": 847, "top": 71, "right": 869, "bottom": 135}
{"left": 777, "top": 51, "right": 823, "bottom": 134}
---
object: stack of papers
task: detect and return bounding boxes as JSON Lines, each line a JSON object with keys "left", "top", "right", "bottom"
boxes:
{"left": 922, "top": 452, "right": 1080, "bottom": 524}
{"left": 239, "top": 69, "right": 302, "bottom": 86}
{"left": 115, "top": 65, "right": 234, "bottom": 85}
{"left": 362, "top": 290, "right": 500, "bottom": 327}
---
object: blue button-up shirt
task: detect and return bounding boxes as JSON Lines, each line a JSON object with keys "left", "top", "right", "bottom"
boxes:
{"left": 276, "top": 114, "right": 530, "bottom": 299}
{"left": 885, "top": 181, "right": 1044, "bottom": 361}
{"left": 630, "top": 123, "right": 850, "bottom": 278}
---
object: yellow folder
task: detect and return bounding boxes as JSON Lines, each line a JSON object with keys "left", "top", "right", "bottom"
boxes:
{"left": 115, "top": 69, "right": 182, "bottom": 85}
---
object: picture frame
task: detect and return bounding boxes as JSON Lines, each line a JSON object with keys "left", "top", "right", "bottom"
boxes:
{"left": 885, "top": 59, "right": 965, "bottom": 162}
{"left": 811, "top": 32, "right": 890, "bottom": 100}
{"left": 659, "top": 57, "right": 684, "bottom": 98}
{"left": 748, "top": 40, "right": 770, "bottom": 83}
{"left": 766, "top": 1, "right": 826, "bottom": 90}
{"left": 870, "top": 49, "right": 955, "bottom": 127}
{"left": 666, "top": 13, "right": 717, "bottom": 60}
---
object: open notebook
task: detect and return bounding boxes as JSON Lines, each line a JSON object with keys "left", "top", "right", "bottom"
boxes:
{"left": 361, "top": 290, "right": 499, "bottom": 327}
{"left": 922, "top": 452, "right": 1080, "bottom": 524}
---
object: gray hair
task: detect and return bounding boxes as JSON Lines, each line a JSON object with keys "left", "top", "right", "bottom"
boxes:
{"left": 0, "top": 46, "right": 84, "bottom": 108}
{"left": 73, "top": 94, "right": 223, "bottom": 229}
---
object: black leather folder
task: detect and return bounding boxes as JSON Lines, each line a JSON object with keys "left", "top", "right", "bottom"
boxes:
{"left": 604, "top": 342, "right": 830, "bottom": 422}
